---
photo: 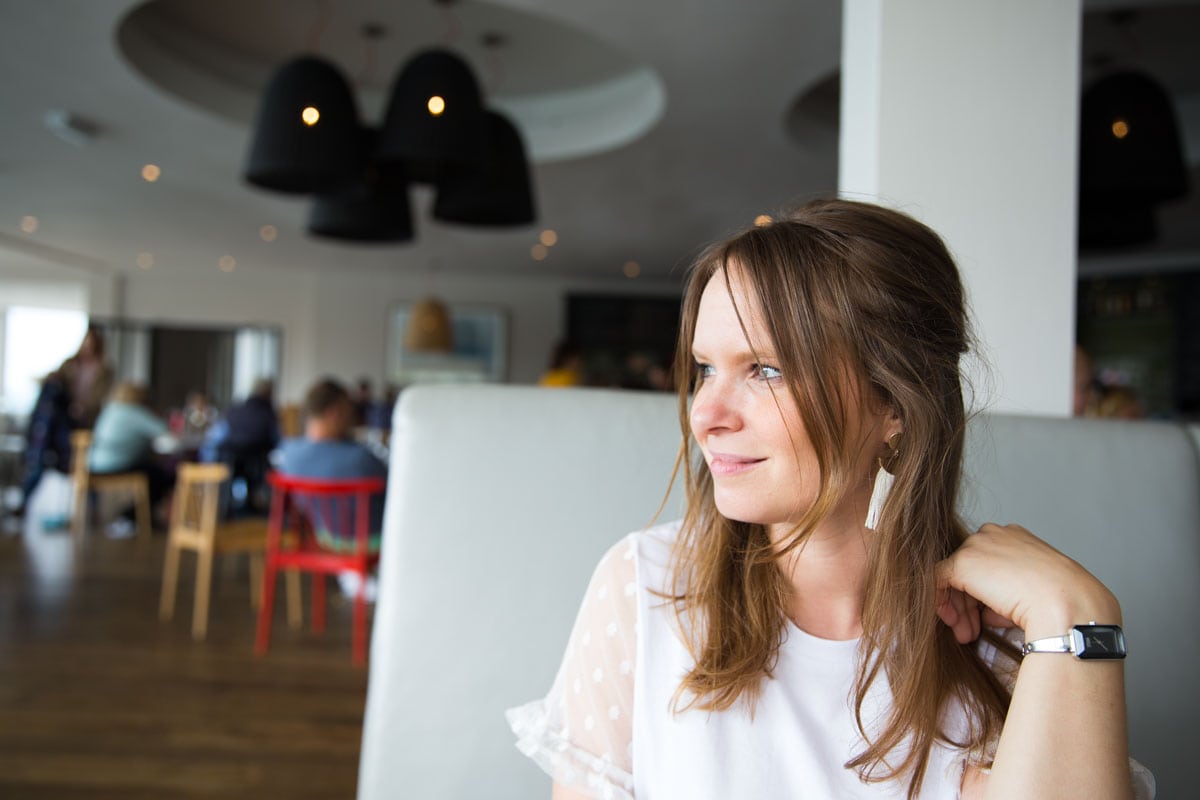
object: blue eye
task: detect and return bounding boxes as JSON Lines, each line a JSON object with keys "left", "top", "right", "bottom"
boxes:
{"left": 753, "top": 364, "right": 783, "bottom": 381}
{"left": 694, "top": 362, "right": 715, "bottom": 380}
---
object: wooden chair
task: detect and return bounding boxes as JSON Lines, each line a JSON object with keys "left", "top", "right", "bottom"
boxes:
{"left": 159, "top": 463, "right": 300, "bottom": 641}
{"left": 70, "top": 430, "right": 152, "bottom": 547}
{"left": 256, "top": 472, "right": 386, "bottom": 665}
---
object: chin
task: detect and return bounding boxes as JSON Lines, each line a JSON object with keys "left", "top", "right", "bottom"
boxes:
{"left": 712, "top": 495, "right": 774, "bottom": 526}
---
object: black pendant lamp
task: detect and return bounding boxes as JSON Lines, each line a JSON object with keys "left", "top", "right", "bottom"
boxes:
{"left": 375, "top": 48, "right": 488, "bottom": 184}
{"left": 1080, "top": 70, "right": 1188, "bottom": 207}
{"left": 244, "top": 56, "right": 362, "bottom": 194}
{"left": 1079, "top": 70, "right": 1189, "bottom": 248}
{"left": 433, "top": 110, "right": 536, "bottom": 226}
{"left": 307, "top": 130, "right": 414, "bottom": 243}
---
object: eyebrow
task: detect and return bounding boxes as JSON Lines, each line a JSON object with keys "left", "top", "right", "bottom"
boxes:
{"left": 690, "top": 344, "right": 780, "bottom": 362}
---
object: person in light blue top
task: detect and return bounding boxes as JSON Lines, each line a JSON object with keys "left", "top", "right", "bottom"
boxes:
{"left": 89, "top": 382, "right": 174, "bottom": 528}
{"left": 277, "top": 378, "right": 388, "bottom": 553}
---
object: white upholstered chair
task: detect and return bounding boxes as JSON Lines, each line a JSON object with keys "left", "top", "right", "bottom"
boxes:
{"left": 359, "top": 385, "right": 1199, "bottom": 799}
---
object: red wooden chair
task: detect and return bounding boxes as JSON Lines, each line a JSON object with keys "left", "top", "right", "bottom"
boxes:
{"left": 255, "top": 472, "right": 387, "bottom": 665}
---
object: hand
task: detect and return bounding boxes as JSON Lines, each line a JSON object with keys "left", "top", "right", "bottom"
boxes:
{"left": 935, "top": 523, "right": 1121, "bottom": 644}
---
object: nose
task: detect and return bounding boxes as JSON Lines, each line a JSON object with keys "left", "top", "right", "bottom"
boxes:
{"left": 690, "top": 377, "right": 743, "bottom": 439}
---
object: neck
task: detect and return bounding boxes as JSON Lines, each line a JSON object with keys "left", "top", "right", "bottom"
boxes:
{"left": 771, "top": 499, "right": 871, "bottom": 641}
{"left": 306, "top": 418, "right": 345, "bottom": 442}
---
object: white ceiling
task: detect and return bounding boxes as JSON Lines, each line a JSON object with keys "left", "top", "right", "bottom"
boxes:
{"left": 1, "top": 0, "right": 1197, "bottom": 288}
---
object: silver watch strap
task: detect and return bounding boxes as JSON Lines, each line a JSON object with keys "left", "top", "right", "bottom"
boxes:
{"left": 1021, "top": 633, "right": 1075, "bottom": 655}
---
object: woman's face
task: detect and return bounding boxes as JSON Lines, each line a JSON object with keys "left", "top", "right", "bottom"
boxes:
{"left": 689, "top": 266, "right": 891, "bottom": 534}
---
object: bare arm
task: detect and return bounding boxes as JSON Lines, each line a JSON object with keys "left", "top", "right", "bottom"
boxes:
{"left": 552, "top": 782, "right": 595, "bottom": 800}
{"left": 940, "top": 525, "right": 1133, "bottom": 800}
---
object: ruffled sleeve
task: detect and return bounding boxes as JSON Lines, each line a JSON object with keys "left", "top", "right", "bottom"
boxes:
{"left": 507, "top": 535, "right": 639, "bottom": 799}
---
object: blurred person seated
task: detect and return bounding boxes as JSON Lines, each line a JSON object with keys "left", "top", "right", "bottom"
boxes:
{"left": 365, "top": 383, "right": 400, "bottom": 432}
{"left": 207, "top": 378, "right": 279, "bottom": 516}
{"left": 89, "top": 382, "right": 175, "bottom": 533}
{"left": 538, "top": 341, "right": 584, "bottom": 387}
{"left": 1072, "top": 344, "right": 1101, "bottom": 417}
{"left": 182, "top": 390, "right": 218, "bottom": 437}
{"left": 1095, "top": 384, "right": 1144, "bottom": 420}
{"left": 278, "top": 378, "right": 388, "bottom": 597}
{"left": 352, "top": 377, "right": 375, "bottom": 427}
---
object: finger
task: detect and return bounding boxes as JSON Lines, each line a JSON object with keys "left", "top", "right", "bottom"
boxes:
{"left": 964, "top": 593, "right": 981, "bottom": 642}
{"left": 936, "top": 588, "right": 958, "bottom": 629}
{"left": 981, "top": 608, "right": 1015, "bottom": 629}
{"left": 952, "top": 589, "right": 974, "bottom": 644}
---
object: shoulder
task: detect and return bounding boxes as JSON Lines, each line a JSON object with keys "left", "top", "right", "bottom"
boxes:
{"left": 587, "top": 520, "right": 682, "bottom": 600}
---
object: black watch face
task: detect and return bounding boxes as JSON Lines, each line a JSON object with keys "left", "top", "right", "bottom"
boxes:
{"left": 1075, "top": 625, "right": 1127, "bottom": 660}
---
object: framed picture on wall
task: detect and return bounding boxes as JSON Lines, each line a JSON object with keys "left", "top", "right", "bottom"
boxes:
{"left": 386, "top": 302, "right": 508, "bottom": 386}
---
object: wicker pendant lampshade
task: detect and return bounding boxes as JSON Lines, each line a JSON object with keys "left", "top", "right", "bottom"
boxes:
{"left": 433, "top": 110, "right": 536, "bottom": 226}
{"left": 244, "top": 56, "right": 362, "bottom": 194}
{"left": 375, "top": 48, "right": 488, "bottom": 184}
{"left": 404, "top": 297, "right": 454, "bottom": 352}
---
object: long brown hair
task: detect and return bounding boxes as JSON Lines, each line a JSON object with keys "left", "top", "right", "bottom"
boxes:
{"left": 668, "top": 199, "right": 1012, "bottom": 797}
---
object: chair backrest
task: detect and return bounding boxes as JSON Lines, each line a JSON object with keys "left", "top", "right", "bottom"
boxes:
{"left": 358, "top": 386, "right": 1200, "bottom": 799}
{"left": 69, "top": 429, "right": 92, "bottom": 484}
{"left": 266, "top": 473, "right": 388, "bottom": 553}
{"left": 171, "top": 462, "right": 230, "bottom": 541}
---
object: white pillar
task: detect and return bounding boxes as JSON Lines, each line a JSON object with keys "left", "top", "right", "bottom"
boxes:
{"left": 840, "top": 0, "right": 1081, "bottom": 416}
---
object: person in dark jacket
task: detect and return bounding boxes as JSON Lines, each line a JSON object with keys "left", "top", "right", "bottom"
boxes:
{"left": 212, "top": 378, "right": 279, "bottom": 516}
{"left": 16, "top": 369, "right": 73, "bottom": 519}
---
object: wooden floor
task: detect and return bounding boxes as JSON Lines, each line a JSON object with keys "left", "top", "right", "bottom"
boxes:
{"left": 0, "top": 517, "right": 369, "bottom": 799}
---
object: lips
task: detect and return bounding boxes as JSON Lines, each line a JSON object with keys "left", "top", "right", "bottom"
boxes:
{"left": 707, "top": 452, "right": 766, "bottom": 477}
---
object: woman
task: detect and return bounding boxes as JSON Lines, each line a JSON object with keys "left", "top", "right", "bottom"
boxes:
{"left": 508, "top": 200, "right": 1150, "bottom": 798}
{"left": 59, "top": 326, "right": 114, "bottom": 429}
{"left": 90, "top": 382, "right": 174, "bottom": 529}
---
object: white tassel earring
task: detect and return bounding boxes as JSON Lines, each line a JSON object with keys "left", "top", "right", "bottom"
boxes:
{"left": 865, "top": 431, "right": 902, "bottom": 531}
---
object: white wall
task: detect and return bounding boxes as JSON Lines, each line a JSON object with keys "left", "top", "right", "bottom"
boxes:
{"left": 841, "top": 0, "right": 1082, "bottom": 416}
{"left": 1, "top": 259, "right": 680, "bottom": 406}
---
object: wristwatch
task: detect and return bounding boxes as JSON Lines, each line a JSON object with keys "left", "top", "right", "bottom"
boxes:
{"left": 1021, "top": 622, "right": 1126, "bottom": 660}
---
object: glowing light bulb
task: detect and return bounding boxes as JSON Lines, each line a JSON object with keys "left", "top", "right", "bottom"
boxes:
{"left": 1112, "top": 118, "right": 1130, "bottom": 139}
{"left": 540, "top": 229, "right": 558, "bottom": 247}
{"left": 302, "top": 106, "right": 320, "bottom": 126}
{"left": 623, "top": 261, "right": 641, "bottom": 278}
{"left": 142, "top": 164, "right": 161, "bottom": 182}
{"left": 427, "top": 96, "right": 446, "bottom": 116}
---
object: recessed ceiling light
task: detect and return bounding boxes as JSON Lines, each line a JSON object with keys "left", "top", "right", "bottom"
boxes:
{"left": 259, "top": 225, "right": 278, "bottom": 242}
{"left": 754, "top": 214, "right": 772, "bottom": 227}
{"left": 136, "top": 252, "right": 154, "bottom": 270}
{"left": 301, "top": 106, "right": 320, "bottom": 126}
{"left": 427, "top": 96, "right": 446, "bottom": 116}
{"left": 218, "top": 255, "right": 236, "bottom": 272}
{"left": 142, "top": 164, "right": 161, "bottom": 182}
{"left": 623, "top": 260, "right": 640, "bottom": 278}
{"left": 531, "top": 244, "right": 548, "bottom": 261}
{"left": 539, "top": 229, "right": 558, "bottom": 247}
{"left": 20, "top": 215, "right": 38, "bottom": 234}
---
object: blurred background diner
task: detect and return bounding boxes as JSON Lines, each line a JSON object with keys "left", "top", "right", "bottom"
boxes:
{"left": 0, "top": 1, "right": 1198, "bottom": 798}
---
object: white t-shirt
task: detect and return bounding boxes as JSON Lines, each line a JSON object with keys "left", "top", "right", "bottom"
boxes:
{"left": 508, "top": 521, "right": 1155, "bottom": 799}
{"left": 509, "top": 520, "right": 975, "bottom": 799}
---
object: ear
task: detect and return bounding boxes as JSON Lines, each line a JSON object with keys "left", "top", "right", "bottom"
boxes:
{"left": 880, "top": 405, "right": 903, "bottom": 443}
